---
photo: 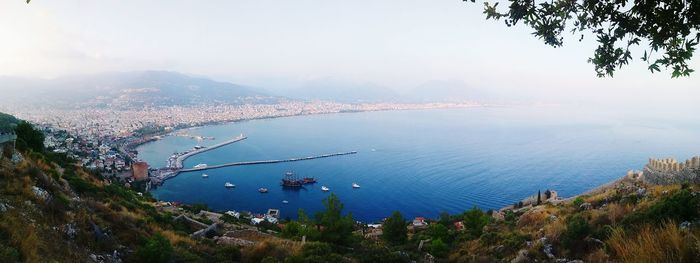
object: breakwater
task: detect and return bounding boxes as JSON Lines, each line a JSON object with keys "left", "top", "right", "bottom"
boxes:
{"left": 179, "top": 151, "right": 358, "bottom": 172}
{"left": 171, "top": 135, "right": 247, "bottom": 169}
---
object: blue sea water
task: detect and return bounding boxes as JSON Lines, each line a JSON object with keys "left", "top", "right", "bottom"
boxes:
{"left": 139, "top": 106, "right": 700, "bottom": 222}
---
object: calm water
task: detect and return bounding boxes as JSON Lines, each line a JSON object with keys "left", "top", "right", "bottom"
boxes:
{"left": 139, "top": 106, "right": 700, "bottom": 222}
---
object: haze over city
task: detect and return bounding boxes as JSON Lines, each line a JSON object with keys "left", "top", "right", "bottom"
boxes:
{"left": 1, "top": 0, "right": 699, "bottom": 111}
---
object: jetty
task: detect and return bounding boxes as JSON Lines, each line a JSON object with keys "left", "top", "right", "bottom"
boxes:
{"left": 179, "top": 151, "right": 358, "bottom": 172}
{"left": 171, "top": 134, "right": 247, "bottom": 169}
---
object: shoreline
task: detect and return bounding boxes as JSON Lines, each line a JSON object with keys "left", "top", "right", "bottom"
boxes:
{"left": 130, "top": 103, "right": 487, "bottom": 152}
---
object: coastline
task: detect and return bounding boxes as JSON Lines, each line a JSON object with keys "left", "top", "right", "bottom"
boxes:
{"left": 130, "top": 103, "right": 487, "bottom": 151}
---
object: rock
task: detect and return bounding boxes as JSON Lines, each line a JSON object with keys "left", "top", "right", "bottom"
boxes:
{"left": 32, "top": 186, "right": 50, "bottom": 201}
{"left": 64, "top": 223, "right": 77, "bottom": 239}
{"left": 579, "top": 202, "right": 592, "bottom": 210}
{"left": 680, "top": 221, "right": 691, "bottom": 231}
{"left": 216, "top": 236, "right": 255, "bottom": 247}
{"left": 637, "top": 188, "right": 647, "bottom": 196}
{"left": 0, "top": 202, "right": 12, "bottom": 212}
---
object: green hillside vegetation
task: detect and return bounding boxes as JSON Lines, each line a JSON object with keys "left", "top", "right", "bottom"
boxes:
{"left": 0, "top": 112, "right": 18, "bottom": 133}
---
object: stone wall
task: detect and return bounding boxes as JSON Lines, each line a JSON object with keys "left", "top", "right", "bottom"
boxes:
{"left": 643, "top": 156, "right": 700, "bottom": 185}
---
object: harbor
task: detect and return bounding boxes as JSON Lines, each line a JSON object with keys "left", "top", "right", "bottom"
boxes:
{"left": 150, "top": 133, "right": 358, "bottom": 185}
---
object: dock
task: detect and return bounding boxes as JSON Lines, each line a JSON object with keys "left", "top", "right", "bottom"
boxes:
{"left": 179, "top": 151, "right": 358, "bottom": 172}
{"left": 172, "top": 134, "right": 247, "bottom": 169}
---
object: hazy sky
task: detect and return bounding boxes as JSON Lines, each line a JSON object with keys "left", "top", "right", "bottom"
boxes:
{"left": 1, "top": 0, "right": 698, "bottom": 107}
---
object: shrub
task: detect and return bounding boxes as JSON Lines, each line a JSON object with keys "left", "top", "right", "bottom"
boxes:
{"left": 137, "top": 233, "right": 174, "bottom": 263}
{"left": 213, "top": 245, "right": 241, "bottom": 262}
{"left": 573, "top": 196, "right": 585, "bottom": 207}
{"left": 430, "top": 239, "right": 449, "bottom": 258}
{"left": 622, "top": 189, "right": 700, "bottom": 226}
{"left": 561, "top": 213, "right": 590, "bottom": 256}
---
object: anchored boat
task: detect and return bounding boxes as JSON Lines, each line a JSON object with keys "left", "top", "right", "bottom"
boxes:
{"left": 202, "top": 173, "right": 209, "bottom": 178}
{"left": 321, "top": 186, "right": 330, "bottom": 192}
{"left": 194, "top": 163, "right": 207, "bottom": 169}
{"left": 224, "top": 182, "right": 235, "bottom": 188}
{"left": 352, "top": 183, "right": 360, "bottom": 189}
{"left": 258, "top": 187, "right": 269, "bottom": 193}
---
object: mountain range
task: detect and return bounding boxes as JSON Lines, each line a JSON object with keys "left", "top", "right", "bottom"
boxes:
{"left": 0, "top": 71, "right": 484, "bottom": 108}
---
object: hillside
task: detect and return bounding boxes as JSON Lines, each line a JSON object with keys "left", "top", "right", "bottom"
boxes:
{"left": 0, "top": 71, "right": 277, "bottom": 109}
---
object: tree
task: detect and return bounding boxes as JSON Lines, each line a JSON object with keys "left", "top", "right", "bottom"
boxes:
{"left": 14, "top": 121, "right": 44, "bottom": 153}
{"left": 463, "top": 206, "right": 490, "bottom": 238}
{"left": 537, "top": 190, "right": 542, "bottom": 205}
{"left": 382, "top": 211, "right": 408, "bottom": 245}
{"left": 315, "top": 194, "right": 355, "bottom": 246}
{"left": 466, "top": 0, "right": 700, "bottom": 77}
{"left": 137, "top": 233, "right": 174, "bottom": 263}
{"left": 545, "top": 189, "right": 552, "bottom": 199}
{"left": 430, "top": 239, "right": 449, "bottom": 258}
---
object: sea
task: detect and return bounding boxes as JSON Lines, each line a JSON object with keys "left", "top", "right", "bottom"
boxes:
{"left": 138, "top": 105, "right": 700, "bottom": 222}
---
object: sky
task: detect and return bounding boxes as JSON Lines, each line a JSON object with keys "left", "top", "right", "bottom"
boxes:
{"left": 0, "top": 0, "right": 699, "bottom": 109}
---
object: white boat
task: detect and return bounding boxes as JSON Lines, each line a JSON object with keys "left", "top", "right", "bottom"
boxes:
{"left": 321, "top": 186, "right": 330, "bottom": 192}
{"left": 258, "top": 188, "right": 269, "bottom": 193}
{"left": 194, "top": 163, "right": 207, "bottom": 169}
{"left": 224, "top": 182, "right": 235, "bottom": 188}
{"left": 202, "top": 174, "right": 209, "bottom": 178}
{"left": 282, "top": 200, "right": 289, "bottom": 204}
{"left": 352, "top": 183, "right": 360, "bottom": 189}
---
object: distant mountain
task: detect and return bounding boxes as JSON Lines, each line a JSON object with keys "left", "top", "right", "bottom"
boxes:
{"left": 402, "top": 80, "right": 491, "bottom": 102}
{"left": 281, "top": 78, "right": 400, "bottom": 103}
{"left": 0, "top": 71, "right": 277, "bottom": 108}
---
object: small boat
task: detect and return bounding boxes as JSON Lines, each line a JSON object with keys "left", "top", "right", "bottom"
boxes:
{"left": 194, "top": 163, "right": 207, "bottom": 169}
{"left": 352, "top": 183, "right": 360, "bottom": 189}
{"left": 321, "top": 186, "right": 330, "bottom": 192}
{"left": 202, "top": 174, "right": 209, "bottom": 178}
{"left": 258, "top": 188, "right": 269, "bottom": 193}
{"left": 224, "top": 182, "right": 235, "bottom": 188}
{"left": 282, "top": 200, "right": 289, "bottom": 204}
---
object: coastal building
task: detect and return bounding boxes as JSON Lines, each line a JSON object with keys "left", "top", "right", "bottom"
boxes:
{"left": 131, "top": 161, "right": 149, "bottom": 181}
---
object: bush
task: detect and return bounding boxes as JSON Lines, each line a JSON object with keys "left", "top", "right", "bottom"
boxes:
{"left": 213, "top": 245, "right": 241, "bottom": 262}
{"left": 561, "top": 214, "right": 591, "bottom": 256}
{"left": 573, "top": 196, "right": 585, "bottom": 207}
{"left": 137, "top": 233, "right": 174, "bottom": 263}
{"left": 622, "top": 189, "right": 700, "bottom": 226}
{"left": 430, "top": 239, "right": 449, "bottom": 258}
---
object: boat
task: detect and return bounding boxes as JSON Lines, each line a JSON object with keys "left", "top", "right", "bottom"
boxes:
{"left": 194, "top": 163, "right": 207, "bottom": 169}
{"left": 224, "top": 182, "right": 235, "bottom": 188}
{"left": 282, "top": 200, "right": 289, "bottom": 204}
{"left": 321, "top": 186, "right": 330, "bottom": 192}
{"left": 202, "top": 173, "right": 209, "bottom": 178}
{"left": 258, "top": 188, "right": 269, "bottom": 193}
{"left": 352, "top": 183, "right": 360, "bottom": 189}
{"left": 302, "top": 177, "right": 317, "bottom": 184}
{"left": 281, "top": 171, "right": 303, "bottom": 188}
